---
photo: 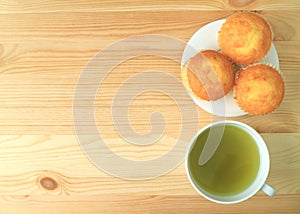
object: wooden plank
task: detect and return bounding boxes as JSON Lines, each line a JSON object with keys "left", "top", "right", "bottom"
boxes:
{"left": 0, "top": 134, "right": 299, "bottom": 195}
{"left": 0, "top": 12, "right": 299, "bottom": 135}
{"left": 0, "top": 0, "right": 299, "bottom": 13}
{"left": 0, "top": 11, "right": 299, "bottom": 43}
{"left": 0, "top": 42, "right": 299, "bottom": 134}
{"left": 0, "top": 195, "right": 299, "bottom": 214}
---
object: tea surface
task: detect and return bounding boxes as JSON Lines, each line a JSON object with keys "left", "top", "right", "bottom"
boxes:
{"left": 188, "top": 124, "right": 260, "bottom": 196}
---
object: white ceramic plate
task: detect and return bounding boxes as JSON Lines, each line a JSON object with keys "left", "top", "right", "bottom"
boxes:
{"left": 181, "top": 19, "right": 280, "bottom": 117}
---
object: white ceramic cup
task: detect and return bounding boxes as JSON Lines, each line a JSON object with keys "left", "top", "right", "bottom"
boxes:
{"left": 185, "top": 120, "right": 276, "bottom": 204}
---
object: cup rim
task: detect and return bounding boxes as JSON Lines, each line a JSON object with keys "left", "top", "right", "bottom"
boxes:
{"left": 185, "top": 120, "right": 270, "bottom": 204}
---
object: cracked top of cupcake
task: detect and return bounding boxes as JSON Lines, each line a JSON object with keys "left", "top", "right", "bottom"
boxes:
{"left": 181, "top": 50, "right": 234, "bottom": 101}
{"left": 218, "top": 12, "right": 272, "bottom": 65}
{"left": 233, "top": 64, "right": 284, "bottom": 115}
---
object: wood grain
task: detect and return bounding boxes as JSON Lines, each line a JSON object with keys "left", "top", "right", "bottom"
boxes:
{"left": 0, "top": 134, "right": 299, "bottom": 195}
{"left": 0, "top": 11, "right": 299, "bottom": 134}
{"left": 0, "top": 0, "right": 299, "bottom": 13}
{"left": 0, "top": 195, "right": 299, "bottom": 214}
{"left": 0, "top": 0, "right": 299, "bottom": 213}
{"left": 0, "top": 133, "right": 297, "bottom": 214}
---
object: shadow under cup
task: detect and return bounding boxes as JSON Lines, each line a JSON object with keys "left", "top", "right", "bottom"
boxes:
{"left": 185, "top": 120, "right": 271, "bottom": 204}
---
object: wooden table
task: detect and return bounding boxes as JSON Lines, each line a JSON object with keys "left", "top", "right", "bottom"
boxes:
{"left": 0, "top": 0, "right": 299, "bottom": 213}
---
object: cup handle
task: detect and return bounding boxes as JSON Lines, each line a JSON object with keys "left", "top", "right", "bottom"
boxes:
{"left": 261, "top": 183, "right": 276, "bottom": 197}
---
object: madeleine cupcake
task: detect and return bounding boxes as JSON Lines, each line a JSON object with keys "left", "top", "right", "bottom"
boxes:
{"left": 181, "top": 50, "right": 235, "bottom": 101}
{"left": 234, "top": 64, "right": 284, "bottom": 115}
{"left": 218, "top": 12, "right": 272, "bottom": 65}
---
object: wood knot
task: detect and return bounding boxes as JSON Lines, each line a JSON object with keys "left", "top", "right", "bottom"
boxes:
{"left": 229, "top": 0, "right": 255, "bottom": 8}
{"left": 40, "top": 177, "right": 58, "bottom": 190}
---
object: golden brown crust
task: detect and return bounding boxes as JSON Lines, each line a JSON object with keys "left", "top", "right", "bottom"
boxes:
{"left": 233, "top": 64, "right": 284, "bottom": 115}
{"left": 218, "top": 12, "right": 272, "bottom": 65}
{"left": 181, "top": 50, "right": 234, "bottom": 101}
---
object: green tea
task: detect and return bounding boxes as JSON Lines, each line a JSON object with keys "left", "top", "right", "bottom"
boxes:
{"left": 188, "top": 124, "right": 260, "bottom": 196}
